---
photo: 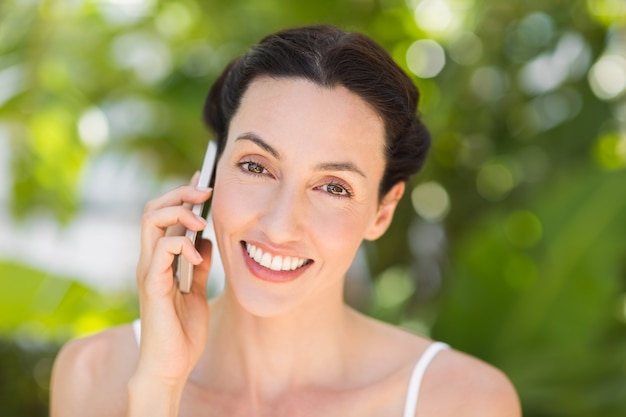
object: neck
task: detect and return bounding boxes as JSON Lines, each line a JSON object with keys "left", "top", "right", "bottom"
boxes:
{"left": 197, "top": 285, "right": 359, "bottom": 401}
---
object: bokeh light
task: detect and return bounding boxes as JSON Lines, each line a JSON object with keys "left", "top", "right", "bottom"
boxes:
{"left": 518, "top": 32, "right": 591, "bottom": 95}
{"left": 78, "top": 107, "right": 110, "bottom": 149}
{"left": 375, "top": 265, "right": 415, "bottom": 309}
{"left": 406, "top": 39, "right": 446, "bottom": 78}
{"left": 110, "top": 31, "right": 173, "bottom": 84}
{"left": 411, "top": 181, "right": 450, "bottom": 222}
{"left": 476, "top": 161, "right": 516, "bottom": 201}
{"left": 413, "top": 0, "right": 454, "bottom": 34}
{"left": 470, "top": 66, "right": 509, "bottom": 102}
{"left": 593, "top": 131, "right": 626, "bottom": 170}
{"left": 97, "top": 0, "right": 157, "bottom": 26}
{"left": 505, "top": 210, "right": 543, "bottom": 248}
{"left": 588, "top": 54, "right": 626, "bottom": 100}
{"left": 447, "top": 31, "right": 483, "bottom": 66}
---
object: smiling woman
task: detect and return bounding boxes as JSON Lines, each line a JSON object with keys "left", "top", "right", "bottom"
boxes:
{"left": 49, "top": 25, "right": 521, "bottom": 417}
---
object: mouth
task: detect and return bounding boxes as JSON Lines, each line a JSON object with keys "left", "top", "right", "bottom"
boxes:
{"left": 243, "top": 241, "right": 313, "bottom": 272}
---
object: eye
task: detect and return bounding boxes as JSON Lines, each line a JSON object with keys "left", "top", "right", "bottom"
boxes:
{"left": 240, "top": 161, "right": 269, "bottom": 175}
{"left": 322, "top": 182, "right": 352, "bottom": 197}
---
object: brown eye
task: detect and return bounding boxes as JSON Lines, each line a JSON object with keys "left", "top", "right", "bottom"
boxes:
{"left": 325, "top": 183, "right": 349, "bottom": 196}
{"left": 241, "top": 161, "right": 267, "bottom": 175}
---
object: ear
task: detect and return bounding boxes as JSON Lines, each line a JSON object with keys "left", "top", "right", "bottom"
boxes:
{"left": 364, "top": 182, "right": 405, "bottom": 241}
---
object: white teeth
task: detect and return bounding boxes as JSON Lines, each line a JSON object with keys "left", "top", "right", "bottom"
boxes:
{"left": 260, "top": 252, "right": 272, "bottom": 268}
{"left": 270, "top": 256, "right": 283, "bottom": 271}
{"left": 245, "top": 243, "right": 309, "bottom": 271}
{"left": 253, "top": 248, "right": 263, "bottom": 263}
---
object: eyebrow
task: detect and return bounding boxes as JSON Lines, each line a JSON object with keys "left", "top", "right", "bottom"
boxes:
{"left": 235, "top": 132, "right": 367, "bottom": 178}
{"left": 313, "top": 162, "right": 366, "bottom": 178}
{"left": 235, "top": 132, "right": 280, "bottom": 159}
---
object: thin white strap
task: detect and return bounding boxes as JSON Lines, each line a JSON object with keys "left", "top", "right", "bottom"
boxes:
{"left": 132, "top": 319, "right": 141, "bottom": 347}
{"left": 402, "top": 342, "right": 449, "bottom": 417}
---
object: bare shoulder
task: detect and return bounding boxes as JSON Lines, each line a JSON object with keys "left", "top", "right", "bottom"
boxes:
{"left": 355, "top": 314, "right": 520, "bottom": 417}
{"left": 418, "top": 346, "right": 521, "bottom": 417}
{"left": 50, "top": 323, "right": 139, "bottom": 417}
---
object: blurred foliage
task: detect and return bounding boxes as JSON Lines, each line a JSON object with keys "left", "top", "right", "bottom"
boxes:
{"left": 0, "top": 262, "right": 137, "bottom": 414}
{"left": 1, "top": 0, "right": 626, "bottom": 416}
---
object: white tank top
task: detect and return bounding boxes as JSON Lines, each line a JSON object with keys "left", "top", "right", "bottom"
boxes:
{"left": 132, "top": 319, "right": 448, "bottom": 416}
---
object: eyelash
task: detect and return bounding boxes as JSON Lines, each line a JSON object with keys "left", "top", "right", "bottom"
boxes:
{"left": 237, "top": 160, "right": 353, "bottom": 198}
{"left": 321, "top": 181, "right": 353, "bottom": 198}
{"left": 239, "top": 160, "right": 270, "bottom": 177}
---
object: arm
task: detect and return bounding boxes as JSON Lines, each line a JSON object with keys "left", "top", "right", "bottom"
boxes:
{"left": 127, "top": 182, "right": 214, "bottom": 416}
{"left": 50, "top": 180, "right": 213, "bottom": 417}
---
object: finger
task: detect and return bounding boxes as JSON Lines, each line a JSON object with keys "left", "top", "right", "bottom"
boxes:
{"left": 139, "top": 236, "right": 203, "bottom": 291}
{"left": 190, "top": 238, "right": 213, "bottom": 297}
{"left": 141, "top": 197, "right": 211, "bottom": 261}
{"left": 140, "top": 206, "right": 207, "bottom": 266}
{"left": 167, "top": 173, "right": 201, "bottom": 237}
{"left": 190, "top": 170, "right": 200, "bottom": 187}
{"left": 143, "top": 185, "right": 212, "bottom": 215}
{"left": 138, "top": 201, "right": 211, "bottom": 280}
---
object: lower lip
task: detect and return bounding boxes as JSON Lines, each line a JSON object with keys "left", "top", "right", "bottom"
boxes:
{"left": 241, "top": 243, "right": 312, "bottom": 283}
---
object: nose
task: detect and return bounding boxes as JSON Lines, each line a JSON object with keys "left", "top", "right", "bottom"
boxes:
{"left": 258, "top": 183, "right": 305, "bottom": 244}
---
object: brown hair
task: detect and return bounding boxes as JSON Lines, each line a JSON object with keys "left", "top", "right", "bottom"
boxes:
{"left": 203, "top": 25, "right": 430, "bottom": 197}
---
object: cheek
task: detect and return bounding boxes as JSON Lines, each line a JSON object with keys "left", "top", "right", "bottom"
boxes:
{"left": 211, "top": 178, "right": 258, "bottom": 231}
{"left": 308, "top": 202, "right": 371, "bottom": 254}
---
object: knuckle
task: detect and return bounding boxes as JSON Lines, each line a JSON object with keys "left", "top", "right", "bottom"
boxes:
{"left": 143, "top": 198, "right": 159, "bottom": 214}
{"left": 141, "top": 210, "right": 157, "bottom": 227}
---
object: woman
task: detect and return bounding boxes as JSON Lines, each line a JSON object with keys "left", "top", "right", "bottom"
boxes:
{"left": 51, "top": 25, "right": 521, "bottom": 416}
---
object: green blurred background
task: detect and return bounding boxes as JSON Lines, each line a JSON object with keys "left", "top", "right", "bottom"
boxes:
{"left": 1, "top": 0, "right": 625, "bottom": 415}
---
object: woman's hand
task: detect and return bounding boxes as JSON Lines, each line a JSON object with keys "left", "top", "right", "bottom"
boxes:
{"left": 128, "top": 174, "right": 213, "bottom": 415}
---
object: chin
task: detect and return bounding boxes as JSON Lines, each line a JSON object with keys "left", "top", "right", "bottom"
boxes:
{"left": 223, "top": 280, "right": 309, "bottom": 319}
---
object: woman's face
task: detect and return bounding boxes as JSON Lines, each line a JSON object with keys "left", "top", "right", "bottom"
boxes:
{"left": 211, "top": 77, "right": 402, "bottom": 317}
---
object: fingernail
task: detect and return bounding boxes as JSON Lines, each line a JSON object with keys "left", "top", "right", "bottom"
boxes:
{"left": 191, "top": 171, "right": 200, "bottom": 185}
{"left": 196, "top": 186, "right": 213, "bottom": 193}
{"left": 195, "top": 250, "right": 203, "bottom": 262}
{"left": 194, "top": 213, "right": 207, "bottom": 224}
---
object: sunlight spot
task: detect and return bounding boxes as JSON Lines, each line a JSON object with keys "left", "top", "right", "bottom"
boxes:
{"left": 411, "top": 181, "right": 450, "bottom": 222}
{"left": 97, "top": 0, "right": 156, "bottom": 25}
{"left": 519, "top": 32, "right": 591, "bottom": 95}
{"left": 588, "top": 55, "right": 626, "bottom": 100}
{"left": 375, "top": 266, "right": 415, "bottom": 309}
{"left": 78, "top": 107, "right": 109, "bottom": 148}
{"left": 593, "top": 132, "right": 626, "bottom": 170}
{"left": 414, "top": 0, "right": 453, "bottom": 33}
{"left": 110, "top": 32, "right": 172, "bottom": 84}
{"left": 587, "top": 0, "right": 626, "bottom": 26}
{"left": 406, "top": 39, "right": 445, "bottom": 78}
{"left": 155, "top": 2, "right": 193, "bottom": 39}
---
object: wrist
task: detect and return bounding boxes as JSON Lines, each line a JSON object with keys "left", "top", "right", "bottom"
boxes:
{"left": 127, "top": 374, "right": 186, "bottom": 417}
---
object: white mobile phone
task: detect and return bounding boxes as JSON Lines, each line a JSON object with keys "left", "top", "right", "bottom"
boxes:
{"left": 177, "top": 141, "right": 218, "bottom": 293}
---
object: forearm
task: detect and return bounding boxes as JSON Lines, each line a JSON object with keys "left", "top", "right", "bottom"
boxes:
{"left": 127, "top": 375, "right": 185, "bottom": 417}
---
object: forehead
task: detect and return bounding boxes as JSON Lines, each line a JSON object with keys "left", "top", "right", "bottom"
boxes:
{"left": 229, "top": 76, "right": 386, "bottom": 158}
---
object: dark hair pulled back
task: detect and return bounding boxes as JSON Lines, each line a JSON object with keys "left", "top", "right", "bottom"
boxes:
{"left": 203, "top": 25, "right": 430, "bottom": 197}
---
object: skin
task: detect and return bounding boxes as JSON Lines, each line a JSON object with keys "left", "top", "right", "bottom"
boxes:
{"left": 50, "top": 77, "right": 522, "bottom": 417}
